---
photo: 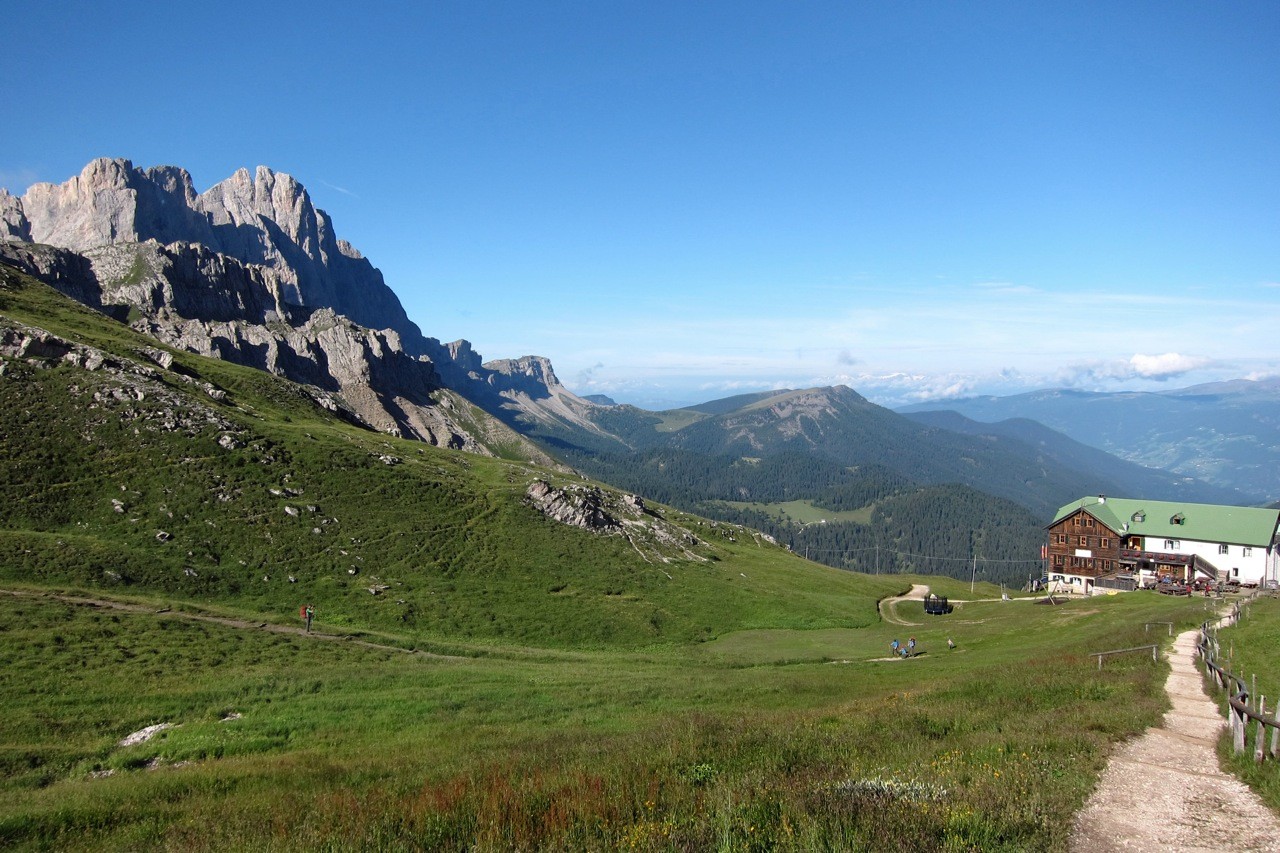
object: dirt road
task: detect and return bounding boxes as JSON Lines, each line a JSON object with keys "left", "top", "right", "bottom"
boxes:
{"left": 878, "top": 583, "right": 931, "bottom": 625}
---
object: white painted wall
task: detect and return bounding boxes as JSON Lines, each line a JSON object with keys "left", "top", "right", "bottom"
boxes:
{"left": 1136, "top": 537, "right": 1276, "bottom": 586}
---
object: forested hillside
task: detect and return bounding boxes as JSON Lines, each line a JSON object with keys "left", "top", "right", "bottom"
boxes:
{"left": 561, "top": 447, "right": 1046, "bottom": 586}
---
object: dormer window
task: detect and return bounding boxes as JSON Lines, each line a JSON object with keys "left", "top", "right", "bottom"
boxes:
{"left": 1170, "top": 513, "right": 1186, "bottom": 525}
{"left": 1132, "top": 511, "right": 1146, "bottom": 523}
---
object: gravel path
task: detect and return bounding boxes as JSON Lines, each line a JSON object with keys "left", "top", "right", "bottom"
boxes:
{"left": 878, "top": 583, "right": 930, "bottom": 625}
{"left": 1070, "top": 628, "right": 1280, "bottom": 851}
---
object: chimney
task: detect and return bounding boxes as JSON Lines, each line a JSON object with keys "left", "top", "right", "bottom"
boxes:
{"left": 1098, "top": 495, "right": 1106, "bottom": 504}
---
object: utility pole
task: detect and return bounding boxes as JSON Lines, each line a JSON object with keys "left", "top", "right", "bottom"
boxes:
{"left": 970, "top": 554, "right": 977, "bottom": 594}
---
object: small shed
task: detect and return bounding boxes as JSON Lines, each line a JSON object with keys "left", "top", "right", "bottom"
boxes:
{"left": 923, "top": 593, "right": 951, "bottom": 615}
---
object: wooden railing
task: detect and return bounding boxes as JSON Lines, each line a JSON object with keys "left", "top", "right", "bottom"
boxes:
{"left": 1090, "top": 644, "right": 1159, "bottom": 670}
{"left": 1197, "top": 602, "right": 1280, "bottom": 761}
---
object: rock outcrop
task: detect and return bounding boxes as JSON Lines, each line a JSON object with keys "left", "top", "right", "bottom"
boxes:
{"left": 0, "top": 314, "right": 244, "bottom": 443}
{"left": 0, "top": 239, "right": 474, "bottom": 450}
{"left": 524, "top": 479, "right": 710, "bottom": 563}
{"left": 0, "top": 158, "right": 604, "bottom": 460}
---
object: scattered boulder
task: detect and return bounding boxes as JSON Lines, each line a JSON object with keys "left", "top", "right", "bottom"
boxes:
{"left": 119, "top": 723, "right": 173, "bottom": 747}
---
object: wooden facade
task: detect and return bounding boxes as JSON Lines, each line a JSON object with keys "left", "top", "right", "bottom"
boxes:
{"left": 1046, "top": 509, "right": 1123, "bottom": 581}
{"left": 1048, "top": 496, "right": 1280, "bottom": 590}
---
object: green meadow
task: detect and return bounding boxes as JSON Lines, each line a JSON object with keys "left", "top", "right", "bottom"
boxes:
{"left": 0, "top": 586, "right": 1220, "bottom": 851}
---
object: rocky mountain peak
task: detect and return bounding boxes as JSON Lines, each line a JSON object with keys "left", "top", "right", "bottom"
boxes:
{"left": 445, "top": 339, "right": 485, "bottom": 374}
{"left": 2, "top": 157, "right": 596, "bottom": 457}
{"left": 197, "top": 165, "right": 318, "bottom": 254}
{"left": 0, "top": 189, "right": 29, "bottom": 241}
{"left": 2, "top": 158, "right": 430, "bottom": 353}
{"left": 484, "top": 355, "right": 561, "bottom": 392}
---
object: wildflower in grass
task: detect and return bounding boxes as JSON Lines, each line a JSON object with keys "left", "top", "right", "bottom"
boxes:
{"left": 827, "top": 775, "right": 949, "bottom": 804}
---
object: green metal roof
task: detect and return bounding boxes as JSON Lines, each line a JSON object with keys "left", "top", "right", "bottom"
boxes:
{"left": 1050, "top": 496, "right": 1280, "bottom": 547}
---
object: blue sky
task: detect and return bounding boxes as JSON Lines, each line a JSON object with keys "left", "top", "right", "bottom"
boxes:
{"left": 6, "top": 1, "right": 1279, "bottom": 408}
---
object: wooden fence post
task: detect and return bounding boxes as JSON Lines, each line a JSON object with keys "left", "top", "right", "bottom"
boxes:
{"left": 1256, "top": 697, "right": 1267, "bottom": 763}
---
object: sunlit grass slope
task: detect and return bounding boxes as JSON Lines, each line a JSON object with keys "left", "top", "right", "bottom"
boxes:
{"left": 0, "top": 266, "right": 902, "bottom": 648}
{"left": 0, "top": 588, "right": 1220, "bottom": 850}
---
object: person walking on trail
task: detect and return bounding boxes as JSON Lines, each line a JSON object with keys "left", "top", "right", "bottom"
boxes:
{"left": 947, "top": 637, "right": 955, "bottom": 651}
{"left": 303, "top": 604, "right": 315, "bottom": 633}
{"left": 891, "top": 639, "right": 900, "bottom": 656}
{"left": 908, "top": 637, "right": 916, "bottom": 656}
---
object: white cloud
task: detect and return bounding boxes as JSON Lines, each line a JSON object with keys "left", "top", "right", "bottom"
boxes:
{"left": 1054, "top": 352, "right": 1214, "bottom": 386}
{"left": 1128, "top": 352, "right": 1213, "bottom": 380}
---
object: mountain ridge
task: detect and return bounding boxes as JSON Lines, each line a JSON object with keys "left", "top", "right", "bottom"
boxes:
{"left": 1, "top": 159, "right": 606, "bottom": 457}
{"left": 572, "top": 384, "right": 1250, "bottom": 518}
{"left": 899, "top": 383, "right": 1280, "bottom": 500}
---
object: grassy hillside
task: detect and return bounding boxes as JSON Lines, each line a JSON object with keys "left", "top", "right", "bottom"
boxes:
{"left": 0, "top": 265, "right": 901, "bottom": 650}
{"left": 0, "top": 582, "right": 1220, "bottom": 850}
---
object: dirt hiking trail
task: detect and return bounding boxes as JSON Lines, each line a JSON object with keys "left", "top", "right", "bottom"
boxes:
{"left": 1070, "top": 628, "right": 1280, "bottom": 851}
{"left": 0, "top": 588, "right": 460, "bottom": 659}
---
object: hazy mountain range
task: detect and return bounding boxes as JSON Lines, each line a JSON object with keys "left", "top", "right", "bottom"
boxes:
{"left": 899, "top": 383, "right": 1280, "bottom": 503}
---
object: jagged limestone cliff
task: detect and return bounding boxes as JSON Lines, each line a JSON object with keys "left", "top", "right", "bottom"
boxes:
{"left": 0, "top": 159, "right": 606, "bottom": 462}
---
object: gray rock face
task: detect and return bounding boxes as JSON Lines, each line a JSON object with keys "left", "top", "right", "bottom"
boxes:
{"left": 1, "top": 158, "right": 600, "bottom": 458}
{"left": 483, "top": 355, "right": 560, "bottom": 397}
{"left": 1, "top": 239, "right": 480, "bottom": 449}
{"left": 21, "top": 159, "right": 210, "bottom": 250}
{"left": 0, "top": 241, "right": 105, "bottom": 309}
{"left": 0, "top": 189, "right": 29, "bottom": 241}
{"left": 11, "top": 158, "right": 429, "bottom": 353}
